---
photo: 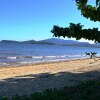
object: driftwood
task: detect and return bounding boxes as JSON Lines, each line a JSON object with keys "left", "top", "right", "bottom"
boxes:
{"left": 85, "top": 52, "right": 97, "bottom": 58}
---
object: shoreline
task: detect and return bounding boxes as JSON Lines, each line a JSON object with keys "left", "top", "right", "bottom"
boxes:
{"left": 0, "top": 57, "right": 89, "bottom": 68}
{"left": 0, "top": 58, "right": 100, "bottom": 97}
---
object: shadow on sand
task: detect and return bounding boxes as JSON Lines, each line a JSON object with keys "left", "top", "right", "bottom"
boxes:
{"left": 0, "top": 69, "right": 100, "bottom": 97}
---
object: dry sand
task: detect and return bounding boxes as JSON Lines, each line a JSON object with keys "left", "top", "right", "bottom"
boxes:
{"left": 0, "top": 58, "right": 100, "bottom": 97}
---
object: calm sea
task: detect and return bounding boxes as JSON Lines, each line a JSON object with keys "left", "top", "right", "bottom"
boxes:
{"left": 0, "top": 42, "right": 100, "bottom": 66}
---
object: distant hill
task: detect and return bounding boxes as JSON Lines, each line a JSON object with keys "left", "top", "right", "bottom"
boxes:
{"left": 94, "top": 43, "right": 100, "bottom": 47}
{"left": 38, "top": 38, "right": 100, "bottom": 47}
{"left": 0, "top": 40, "right": 19, "bottom": 43}
{"left": 0, "top": 38, "right": 100, "bottom": 48}
{"left": 0, "top": 39, "right": 55, "bottom": 45}
{"left": 38, "top": 38, "right": 94, "bottom": 47}
{"left": 22, "top": 40, "right": 36, "bottom": 44}
{"left": 39, "top": 38, "right": 79, "bottom": 45}
{"left": 22, "top": 40, "right": 55, "bottom": 45}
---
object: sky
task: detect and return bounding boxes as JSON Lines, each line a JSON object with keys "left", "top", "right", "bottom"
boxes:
{"left": 0, "top": 0, "right": 100, "bottom": 42}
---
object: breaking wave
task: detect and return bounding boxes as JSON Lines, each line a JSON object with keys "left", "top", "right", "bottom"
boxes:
{"left": 0, "top": 54, "right": 87, "bottom": 66}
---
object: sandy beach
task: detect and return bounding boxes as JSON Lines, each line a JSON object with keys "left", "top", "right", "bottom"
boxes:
{"left": 0, "top": 58, "right": 100, "bottom": 97}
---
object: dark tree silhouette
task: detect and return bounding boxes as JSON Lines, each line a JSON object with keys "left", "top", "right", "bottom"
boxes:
{"left": 51, "top": 0, "right": 100, "bottom": 43}
{"left": 76, "top": 0, "right": 100, "bottom": 21}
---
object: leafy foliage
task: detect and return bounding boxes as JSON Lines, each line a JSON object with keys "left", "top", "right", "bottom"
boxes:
{"left": 0, "top": 80, "right": 100, "bottom": 100}
{"left": 75, "top": 0, "right": 100, "bottom": 21}
{"left": 51, "top": 0, "right": 100, "bottom": 42}
{"left": 51, "top": 23, "right": 100, "bottom": 43}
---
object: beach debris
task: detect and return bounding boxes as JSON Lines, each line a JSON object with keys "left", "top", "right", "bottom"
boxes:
{"left": 85, "top": 52, "right": 97, "bottom": 58}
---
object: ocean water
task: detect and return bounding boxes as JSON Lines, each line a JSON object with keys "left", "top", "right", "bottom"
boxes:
{"left": 0, "top": 42, "right": 100, "bottom": 66}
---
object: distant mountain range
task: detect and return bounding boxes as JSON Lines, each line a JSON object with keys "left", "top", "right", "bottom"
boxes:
{"left": 0, "top": 38, "right": 100, "bottom": 48}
